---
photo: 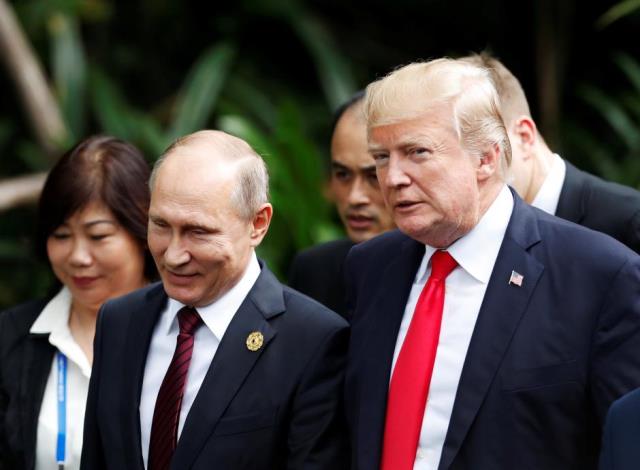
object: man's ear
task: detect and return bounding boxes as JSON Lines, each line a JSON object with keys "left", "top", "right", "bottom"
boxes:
{"left": 250, "top": 203, "right": 273, "bottom": 247}
{"left": 477, "top": 142, "right": 501, "bottom": 182}
{"left": 510, "top": 116, "right": 537, "bottom": 159}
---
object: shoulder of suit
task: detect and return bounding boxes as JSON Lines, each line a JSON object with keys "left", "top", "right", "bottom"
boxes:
{"left": 349, "top": 229, "right": 411, "bottom": 260}
{"left": 0, "top": 297, "right": 49, "bottom": 352}
{"left": 292, "top": 238, "right": 354, "bottom": 264}
{"left": 530, "top": 199, "right": 638, "bottom": 264}
{"left": 0, "top": 297, "right": 49, "bottom": 332}
{"left": 281, "top": 284, "right": 349, "bottom": 331}
{"left": 608, "top": 388, "right": 640, "bottom": 426}
{"left": 573, "top": 164, "right": 640, "bottom": 209}
{"left": 101, "top": 281, "right": 164, "bottom": 314}
{"left": 288, "top": 239, "right": 354, "bottom": 288}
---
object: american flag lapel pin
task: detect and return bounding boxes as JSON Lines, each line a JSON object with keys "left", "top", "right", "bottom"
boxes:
{"left": 509, "top": 270, "right": 524, "bottom": 287}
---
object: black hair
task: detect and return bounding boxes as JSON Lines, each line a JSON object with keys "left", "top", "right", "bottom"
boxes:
{"left": 36, "top": 135, "right": 157, "bottom": 280}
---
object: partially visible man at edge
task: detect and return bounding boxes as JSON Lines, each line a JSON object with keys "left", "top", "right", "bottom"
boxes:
{"left": 462, "top": 52, "right": 640, "bottom": 252}
{"left": 344, "top": 58, "right": 640, "bottom": 470}
{"left": 289, "top": 92, "right": 394, "bottom": 318}
{"left": 81, "top": 130, "right": 349, "bottom": 470}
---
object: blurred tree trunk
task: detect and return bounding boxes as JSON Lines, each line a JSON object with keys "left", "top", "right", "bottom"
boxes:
{"left": 0, "top": 172, "right": 47, "bottom": 211}
{"left": 535, "top": 0, "right": 575, "bottom": 149}
{"left": 0, "top": 0, "right": 67, "bottom": 211}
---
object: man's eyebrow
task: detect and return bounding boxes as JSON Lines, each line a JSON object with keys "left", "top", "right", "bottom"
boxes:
{"left": 396, "top": 135, "right": 431, "bottom": 149}
{"left": 367, "top": 143, "right": 386, "bottom": 153}
{"left": 331, "top": 161, "right": 350, "bottom": 170}
{"left": 360, "top": 164, "right": 377, "bottom": 173}
{"left": 183, "top": 223, "right": 216, "bottom": 232}
{"left": 149, "top": 215, "right": 218, "bottom": 233}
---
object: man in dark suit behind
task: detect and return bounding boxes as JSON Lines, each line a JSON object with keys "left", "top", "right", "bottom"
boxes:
{"left": 344, "top": 58, "right": 640, "bottom": 470}
{"left": 600, "top": 387, "right": 640, "bottom": 470}
{"left": 462, "top": 53, "right": 640, "bottom": 252}
{"left": 81, "top": 130, "right": 349, "bottom": 470}
{"left": 288, "top": 92, "right": 394, "bottom": 318}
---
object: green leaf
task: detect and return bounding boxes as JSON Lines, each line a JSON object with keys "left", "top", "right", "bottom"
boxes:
{"left": 89, "top": 66, "right": 134, "bottom": 139}
{"left": 563, "top": 120, "right": 640, "bottom": 187}
{"left": 217, "top": 114, "right": 295, "bottom": 186}
{"left": 0, "top": 239, "right": 30, "bottom": 259}
{"left": 272, "top": 107, "right": 333, "bottom": 247}
{"left": 217, "top": 115, "right": 273, "bottom": 154}
{"left": 313, "top": 221, "right": 344, "bottom": 244}
{"left": 621, "top": 93, "right": 640, "bottom": 123}
{"left": 0, "top": 119, "right": 15, "bottom": 150}
{"left": 596, "top": 0, "right": 640, "bottom": 29}
{"left": 136, "top": 117, "right": 170, "bottom": 159}
{"left": 16, "top": 141, "right": 50, "bottom": 172}
{"left": 614, "top": 52, "right": 640, "bottom": 96}
{"left": 168, "top": 43, "right": 236, "bottom": 139}
{"left": 578, "top": 84, "right": 640, "bottom": 150}
{"left": 292, "top": 14, "right": 357, "bottom": 110}
{"left": 224, "top": 78, "right": 278, "bottom": 127}
{"left": 49, "top": 13, "right": 87, "bottom": 141}
{"left": 274, "top": 101, "right": 325, "bottom": 200}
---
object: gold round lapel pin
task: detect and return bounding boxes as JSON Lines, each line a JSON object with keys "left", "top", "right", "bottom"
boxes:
{"left": 246, "top": 331, "right": 264, "bottom": 352}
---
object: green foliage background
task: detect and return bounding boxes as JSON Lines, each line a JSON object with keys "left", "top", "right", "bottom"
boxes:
{"left": 1, "top": 0, "right": 639, "bottom": 308}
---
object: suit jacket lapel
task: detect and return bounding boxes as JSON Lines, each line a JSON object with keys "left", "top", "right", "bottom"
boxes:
{"left": 556, "top": 160, "right": 587, "bottom": 223}
{"left": 20, "top": 333, "right": 55, "bottom": 470}
{"left": 122, "top": 283, "right": 167, "bottom": 470}
{"left": 439, "top": 196, "right": 544, "bottom": 469}
{"left": 354, "top": 235, "right": 425, "bottom": 470}
{"left": 171, "top": 266, "right": 284, "bottom": 470}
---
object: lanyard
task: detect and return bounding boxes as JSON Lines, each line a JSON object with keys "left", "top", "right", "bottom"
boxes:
{"left": 56, "top": 352, "right": 67, "bottom": 470}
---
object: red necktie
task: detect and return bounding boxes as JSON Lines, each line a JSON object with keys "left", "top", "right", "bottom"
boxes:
{"left": 381, "top": 250, "right": 458, "bottom": 470}
{"left": 148, "top": 306, "right": 203, "bottom": 470}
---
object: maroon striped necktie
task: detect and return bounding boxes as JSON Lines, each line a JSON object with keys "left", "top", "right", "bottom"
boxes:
{"left": 148, "top": 306, "right": 203, "bottom": 470}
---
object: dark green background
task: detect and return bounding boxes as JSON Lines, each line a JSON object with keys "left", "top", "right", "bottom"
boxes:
{"left": 1, "top": 0, "right": 639, "bottom": 308}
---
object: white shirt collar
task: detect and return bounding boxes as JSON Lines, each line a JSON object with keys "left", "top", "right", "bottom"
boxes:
{"left": 531, "top": 153, "right": 566, "bottom": 215}
{"left": 29, "top": 287, "right": 92, "bottom": 377}
{"left": 417, "top": 184, "right": 514, "bottom": 285}
{"left": 161, "top": 252, "right": 261, "bottom": 341}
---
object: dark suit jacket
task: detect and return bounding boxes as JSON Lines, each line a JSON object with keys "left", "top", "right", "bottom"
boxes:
{"left": 344, "top": 192, "right": 640, "bottom": 470}
{"left": 288, "top": 239, "right": 354, "bottom": 319}
{"left": 0, "top": 298, "right": 53, "bottom": 470}
{"left": 599, "top": 387, "right": 640, "bottom": 470}
{"left": 81, "top": 264, "right": 349, "bottom": 470}
{"left": 557, "top": 160, "right": 640, "bottom": 253}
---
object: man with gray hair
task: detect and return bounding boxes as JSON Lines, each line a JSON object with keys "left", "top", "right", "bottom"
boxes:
{"left": 344, "top": 59, "right": 640, "bottom": 470}
{"left": 81, "top": 130, "right": 349, "bottom": 470}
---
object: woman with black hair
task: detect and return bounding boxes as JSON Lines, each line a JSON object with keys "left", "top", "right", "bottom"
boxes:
{"left": 0, "top": 135, "right": 155, "bottom": 470}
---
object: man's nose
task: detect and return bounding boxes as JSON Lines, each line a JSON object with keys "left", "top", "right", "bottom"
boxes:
{"left": 348, "top": 176, "right": 371, "bottom": 206}
{"left": 382, "top": 156, "right": 411, "bottom": 188}
{"left": 164, "top": 236, "right": 190, "bottom": 268}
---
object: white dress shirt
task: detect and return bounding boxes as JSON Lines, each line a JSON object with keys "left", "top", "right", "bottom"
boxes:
{"left": 531, "top": 153, "right": 566, "bottom": 215}
{"left": 30, "top": 287, "right": 92, "bottom": 470}
{"left": 139, "top": 253, "right": 261, "bottom": 468}
{"left": 391, "top": 185, "right": 513, "bottom": 470}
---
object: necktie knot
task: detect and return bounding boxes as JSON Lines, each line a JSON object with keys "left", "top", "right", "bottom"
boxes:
{"left": 178, "top": 306, "right": 202, "bottom": 336}
{"left": 429, "top": 250, "right": 457, "bottom": 281}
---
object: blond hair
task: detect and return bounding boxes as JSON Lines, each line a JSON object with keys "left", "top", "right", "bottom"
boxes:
{"left": 459, "top": 52, "right": 530, "bottom": 126}
{"left": 364, "top": 58, "right": 511, "bottom": 171}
